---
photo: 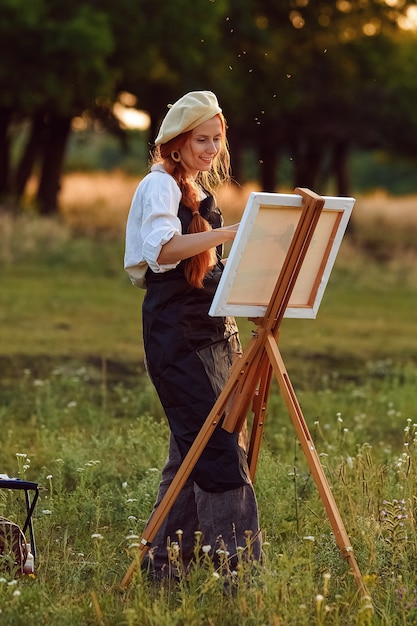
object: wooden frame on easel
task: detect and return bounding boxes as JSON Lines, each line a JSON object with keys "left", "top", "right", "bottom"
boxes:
{"left": 120, "top": 188, "right": 368, "bottom": 602}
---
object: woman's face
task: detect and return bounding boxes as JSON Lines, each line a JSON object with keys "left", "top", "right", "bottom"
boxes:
{"left": 180, "top": 115, "right": 223, "bottom": 177}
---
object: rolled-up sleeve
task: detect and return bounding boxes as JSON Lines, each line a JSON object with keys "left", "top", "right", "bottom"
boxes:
{"left": 141, "top": 187, "right": 181, "bottom": 272}
{"left": 124, "top": 169, "right": 182, "bottom": 285}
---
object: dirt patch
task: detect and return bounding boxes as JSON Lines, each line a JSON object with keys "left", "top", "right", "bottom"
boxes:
{"left": 0, "top": 354, "right": 145, "bottom": 389}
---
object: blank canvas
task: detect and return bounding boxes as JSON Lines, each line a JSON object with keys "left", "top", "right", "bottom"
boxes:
{"left": 209, "top": 191, "right": 354, "bottom": 319}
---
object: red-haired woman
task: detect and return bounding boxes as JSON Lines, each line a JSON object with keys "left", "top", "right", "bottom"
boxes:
{"left": 125, "top": 91, "right": 262, "bottom": 579}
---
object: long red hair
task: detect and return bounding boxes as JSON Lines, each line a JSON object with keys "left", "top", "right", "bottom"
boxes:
{"left": 152, "top": 113, "right": 230, "bottom": 288}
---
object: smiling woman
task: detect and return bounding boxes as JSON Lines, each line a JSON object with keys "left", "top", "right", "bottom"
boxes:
{"left": 124, "top": 90, "right": 262, "bottom": 581}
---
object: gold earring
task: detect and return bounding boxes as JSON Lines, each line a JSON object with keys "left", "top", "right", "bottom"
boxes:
{"left": 171, "top": 151, "right": 181, "bottom": 163}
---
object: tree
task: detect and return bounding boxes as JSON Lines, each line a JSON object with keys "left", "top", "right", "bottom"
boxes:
{"left": 0, "top": 0, "right": 114, "bottom": 213}
{"left": 2, "top": 0, "right": 417, "bottom": 212}
{"left": 216, "top": 0, "right": 417, "bottom": 194}
{"left": 101, "top": 0, "right": 230, "bottom": 141}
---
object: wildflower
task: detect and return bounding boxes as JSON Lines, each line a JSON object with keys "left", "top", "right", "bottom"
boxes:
{"left": 46, "top": 475, "right": 53, "bottom": 480}
{"left": 91, "top": 533, "right": 104, "bottom": 541}
{"left": 85, "top": 460, "right": 100, "bottom": 467}
{"left": 13, "top": 590, "right": 21, "bottom": 597}
{"left": 127, "top": 516, "right": 137, "bottom": 522}
{"left": 122, "top": 482, "right": 128, "bottom": 489}
{"left": 323, "top": 571, "right": 331, "bottom": 595}
{"left": 303, "top": 536, "right": 315, "bottom": 542}
{"left": 42, "top": 510, "right": 52, "bottom": 515}
{"left": 202, "top": 545, "right": 212, "bottom": 553}
{"left": 216, "top": 549, "right": 230, "bottom": 556}
{"left": 212, "top": 572, "right": 220, "bottom": 579}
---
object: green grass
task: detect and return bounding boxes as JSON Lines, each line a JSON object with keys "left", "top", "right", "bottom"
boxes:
{"left": 1, "top": 210, "right": 417, "bottom": 624}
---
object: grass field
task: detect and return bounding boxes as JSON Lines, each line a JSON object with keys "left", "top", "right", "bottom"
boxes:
{"left": 1, "top": 173, "right": 417, "bottom": 624}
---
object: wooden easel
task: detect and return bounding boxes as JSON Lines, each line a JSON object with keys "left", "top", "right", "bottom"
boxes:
{"left": 121, "top": 188, "right": 368, "bottom": 598}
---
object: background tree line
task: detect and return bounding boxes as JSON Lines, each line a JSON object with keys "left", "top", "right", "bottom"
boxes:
{"left": 1, "top": 0, "right": 417, "bottom": 214}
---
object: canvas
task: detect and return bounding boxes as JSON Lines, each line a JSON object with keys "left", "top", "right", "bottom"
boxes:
{"left": 210, "top": 191, "right": 355, "bottom": 319}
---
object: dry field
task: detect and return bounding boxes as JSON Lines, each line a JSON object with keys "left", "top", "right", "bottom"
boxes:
{"left": 57, "top": 171, "right": 417, "bottom": 236}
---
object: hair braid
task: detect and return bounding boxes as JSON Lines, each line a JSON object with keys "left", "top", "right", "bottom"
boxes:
{"left": 151, "top": 114, "right": 230, "bottom": 288}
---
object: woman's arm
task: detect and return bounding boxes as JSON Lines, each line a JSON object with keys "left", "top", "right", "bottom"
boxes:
{"left": 157, "top": 224, "right": 239, "bottom": 265}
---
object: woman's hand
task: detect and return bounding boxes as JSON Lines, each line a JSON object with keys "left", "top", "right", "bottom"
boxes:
{"left": 217, "top": 223, "right": 240, "bottom": 240}
{"left": 157, "top": 224, "right": 239, "bottom": 265}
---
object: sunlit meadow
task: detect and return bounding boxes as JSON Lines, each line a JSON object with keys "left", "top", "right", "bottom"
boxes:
{"left": 1, "top": 173, "right": 417, "bottom": 624}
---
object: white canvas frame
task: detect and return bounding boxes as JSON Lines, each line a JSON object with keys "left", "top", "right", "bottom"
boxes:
{"left": 209, "top": 191, "right": 355, "bottom": 319}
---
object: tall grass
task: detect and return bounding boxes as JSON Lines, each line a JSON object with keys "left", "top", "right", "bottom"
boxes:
{"left": 1, "top": 175, "right": 417, "bottom": 624}
{"left": 2, "top": 363, "right": 417, "bottom": 624}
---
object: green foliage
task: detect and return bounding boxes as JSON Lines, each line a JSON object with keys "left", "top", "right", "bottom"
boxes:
{"left": 0, "top": 0, "right": 114, "bottom": 115}
{"left": 351, "top": 151, "right": 417, "bottom": 195}
{"left": 65, "top": 128, "right": 149, "bottom": 174}
{"left": 3, "top": 0, "right": 417, "bottom": 206}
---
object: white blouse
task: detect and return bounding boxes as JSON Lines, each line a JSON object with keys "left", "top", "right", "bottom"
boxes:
{"left": 124, "top": 164, "right": 182, "bottom": 288}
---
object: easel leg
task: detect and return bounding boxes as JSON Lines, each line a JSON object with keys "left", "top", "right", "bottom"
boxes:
{"left": 247, "top": 360, "right": 272, "bottom": 481}
{"left": 264, "top": 334, "right": 368, "bottom": 598}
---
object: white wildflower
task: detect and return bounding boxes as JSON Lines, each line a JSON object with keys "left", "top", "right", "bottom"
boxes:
{"left": 91, "top": 533, "right": 104, "bottom": 541}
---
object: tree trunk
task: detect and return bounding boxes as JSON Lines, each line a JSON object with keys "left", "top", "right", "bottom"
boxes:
{"left": 13, "top": 113, "right": 47, "bottom": 200}
{"left": 36, "top": 115, "right": 72, "bottom": 215}
{"left": 292, "top": 140, "right": 323, "bottom": 192}
{"left": 0, "top": 107, "right": 12, "bottom": 196}
{"left": 332, "top": 139, "right": 350, "bottom": 196}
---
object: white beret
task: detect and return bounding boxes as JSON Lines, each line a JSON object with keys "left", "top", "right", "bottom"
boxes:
{"left": 155, "top": 91, "right": 222, "bottom": 146}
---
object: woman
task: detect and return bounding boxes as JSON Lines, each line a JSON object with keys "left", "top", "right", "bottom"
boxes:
{"left": 124, "top": 91, "right": 262, "bottom": 578}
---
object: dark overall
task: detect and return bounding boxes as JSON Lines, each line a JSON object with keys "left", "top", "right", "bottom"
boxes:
{"left": 142, "top": 194, "right": 262, "bottom": 575}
